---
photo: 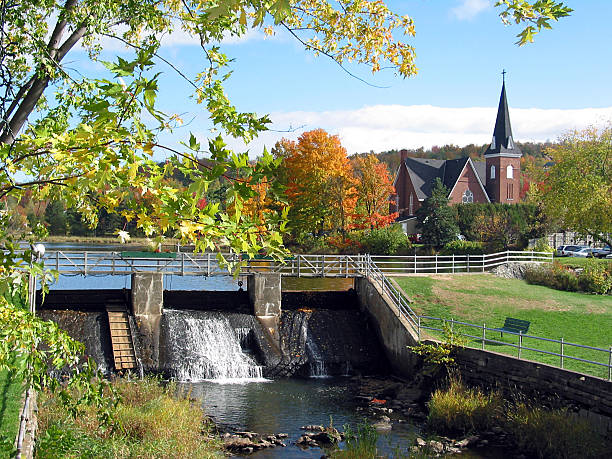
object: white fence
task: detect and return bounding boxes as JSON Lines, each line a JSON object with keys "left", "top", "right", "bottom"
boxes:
{"left": 38, "top": 250, "right": 552, "bottom": 276}
{"left": 372, "top": 251, "right": 552, "bottom": 274}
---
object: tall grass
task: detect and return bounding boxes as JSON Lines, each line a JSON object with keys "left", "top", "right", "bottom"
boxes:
{"left": 506, "top": 401, "right": 611, "bottom": 459}
{"left": 427, "top": 374, "right": 503, "bottom": 435}
{"left": 428, "top": 377, "right": 611, "bottom": 459}
{"left": 36, "top": 377, "right": 222, "bottom": 458}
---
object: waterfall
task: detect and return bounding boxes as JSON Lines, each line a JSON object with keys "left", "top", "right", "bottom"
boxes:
{"left": 166, "top": 311, "right": 265, "bottom": 383}
{"left": 306, "top": 334, "right": 329, "bottom": 378}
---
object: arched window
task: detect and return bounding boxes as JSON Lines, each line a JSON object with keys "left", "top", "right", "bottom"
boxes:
{"left": 506, "top": 165, "right": 513, "bottom": 179}
{"left": 491, "top": 136, "right": 496, "bottom": 149}
{"left": 490, "top": 165, "right": 496, "bottom": 180}
{"left": 462, "top": 189, "right": 473, "bottom": 204}
{"left": 409, "top": 194, "right": 414, "bottom": 215}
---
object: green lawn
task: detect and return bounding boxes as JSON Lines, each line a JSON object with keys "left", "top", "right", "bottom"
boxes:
{"left": 554, "top": 256, "right": 611, "bottom": 269}
{"left": 0, "top": 369, "right": 23, "bottom": 451}
{"left": 394, "top": 275, "right": 612, "bottom": 379}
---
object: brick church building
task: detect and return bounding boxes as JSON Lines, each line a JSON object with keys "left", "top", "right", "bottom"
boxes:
{"left": 392, "top": 80, "right": 522, "bottom": 222}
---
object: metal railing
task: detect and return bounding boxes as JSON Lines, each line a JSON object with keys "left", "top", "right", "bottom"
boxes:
{"left": 418, "top": 316, "right": 612, "bottom": 381}
{"left": 37, "top": 250, "right": 551, "bottom": 276}
{"left": 370, "top": 250, "right": 552, "bottom": 274}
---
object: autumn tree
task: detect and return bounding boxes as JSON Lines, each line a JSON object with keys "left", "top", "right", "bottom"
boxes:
{"left": 281, "top": 129, "right": 356, "bottom": 236}
{"left": 529, "top": 125, "right": 612, "bottom": 246}
{"left": 352, "top": 153, "right": 397, "bottom": 229}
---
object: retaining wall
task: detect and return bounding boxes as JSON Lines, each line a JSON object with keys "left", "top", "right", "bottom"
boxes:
{"left": 354, "top": 276, "right": 419, "bottom": 378}
{"left": 455, "top": 346, "right": 612, "bottom": 433}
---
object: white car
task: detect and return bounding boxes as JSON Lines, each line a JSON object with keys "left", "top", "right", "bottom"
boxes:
{"left": 556, "top": 245, "right": 588, "bottom": 256}
{"left": 570, "top": 247, "right": 596, "bottom": 258}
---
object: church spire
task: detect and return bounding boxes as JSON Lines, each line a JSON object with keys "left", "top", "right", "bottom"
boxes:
{"left": 485, "top": 74, "right": 522, "bottom": 157}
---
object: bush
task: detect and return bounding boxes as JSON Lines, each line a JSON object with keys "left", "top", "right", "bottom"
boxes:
{"left": 578, "top": 259, "right": 612, "bottom": 294}
{"left": 439, "top": 240, "right": 485, "bottom": 255}
{"left": 359, "top": 225, "right": 411, "bottom": 255}
{"left": 525, "top": 263, "right": 579, "bottom": 292}
{"left": 427, "top": 375, "right": 503, "bottom": 435}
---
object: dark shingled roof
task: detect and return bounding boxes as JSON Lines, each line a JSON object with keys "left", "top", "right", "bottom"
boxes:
{"left": 484, "top": 82, "right": 522, "bottom": 157}
{"left": 404, "top": 156, "right": 488, "bottom": 200}
{"left": 403, "top": 157, "right": 488, "bottom": 201}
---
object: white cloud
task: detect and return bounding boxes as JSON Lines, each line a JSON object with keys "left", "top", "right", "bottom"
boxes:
{"left": 80, "top": 22, "right": 266, "bottom": 53}
{"left": 222, "top": 104, "right": 612, "bottom": 157}
{"left": 451, "top": 0, "right": 491, "bottom": 21}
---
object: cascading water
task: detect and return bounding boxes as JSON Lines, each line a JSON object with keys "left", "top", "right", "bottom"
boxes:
{"left": 165, "top": 311, "right": 264, "bottom": 383}
{"left": 306, "top": 332, "right": 329, "bottom": 378}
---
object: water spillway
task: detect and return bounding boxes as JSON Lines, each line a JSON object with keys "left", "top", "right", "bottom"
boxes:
{"left": 38, "top": 284, "right": 389, "bottom": 382}
{"left": 160, "top": 310, "right": 265, "bottom": 382}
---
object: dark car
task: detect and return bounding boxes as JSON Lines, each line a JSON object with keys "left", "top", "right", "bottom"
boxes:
{"left": 592, "top": 246, "right": 611, "bottom": 258}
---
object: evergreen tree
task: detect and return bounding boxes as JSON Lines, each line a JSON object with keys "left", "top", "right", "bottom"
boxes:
{"left": 416, "top": 178, "right": 459, "bottom": 247}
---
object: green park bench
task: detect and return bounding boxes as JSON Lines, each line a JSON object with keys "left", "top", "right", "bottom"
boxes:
{"left": 495, "top": 317, "right": 530, "bottom": 337}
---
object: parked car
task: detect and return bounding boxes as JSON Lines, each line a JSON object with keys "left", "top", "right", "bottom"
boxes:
{"left": 570, "top": 247, "right": 596, "bottom": 258}
{"left": 591, "top": 246, "right": 611, "bottom": 258}
{"left": 556, "top": 245, "right": 588, "bottom": 256}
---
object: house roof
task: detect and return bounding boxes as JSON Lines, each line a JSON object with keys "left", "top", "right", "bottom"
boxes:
{"left": 403, "top": 156, "right": 488, "bottom": 201}
{"left": 484, "top": 81, "right": 522, "bottom": 157}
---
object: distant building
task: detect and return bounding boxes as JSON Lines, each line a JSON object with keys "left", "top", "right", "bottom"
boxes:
{"left": 392, "top": 80, "right": 522, "bottom": 222}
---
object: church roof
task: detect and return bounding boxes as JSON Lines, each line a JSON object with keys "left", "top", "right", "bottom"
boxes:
{"left": 403, "top": 156, "right": 487, "bottom": 200}
{"left": 484, "top": 81, "right": 522, "bottom": 157}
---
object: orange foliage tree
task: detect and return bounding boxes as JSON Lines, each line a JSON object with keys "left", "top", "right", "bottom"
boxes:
{"left": 352, "top": 154, "right": 398, "bottom": 229}
{"left": 279, "top": 129, "right": 357, "bottom": 236}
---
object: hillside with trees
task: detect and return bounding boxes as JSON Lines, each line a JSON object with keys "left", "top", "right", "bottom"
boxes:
{"left": 360, "top": 141, "right": 554, "bottom": 175}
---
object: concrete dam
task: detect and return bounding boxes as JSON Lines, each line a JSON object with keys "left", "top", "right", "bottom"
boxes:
{"left": 37, "top": 273, "right": 392, "bottom": 380}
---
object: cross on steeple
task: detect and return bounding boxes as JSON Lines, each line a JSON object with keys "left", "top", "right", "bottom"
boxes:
{"left": 502, "top": 69, "right": 507, "bottom": 83}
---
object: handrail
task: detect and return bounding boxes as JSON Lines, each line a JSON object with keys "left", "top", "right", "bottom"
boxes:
{"left": 28, "top": 250, "right": 552, "bottom": 276}
{"left": 417, "top": 316, "right": 612, "bottom": 381}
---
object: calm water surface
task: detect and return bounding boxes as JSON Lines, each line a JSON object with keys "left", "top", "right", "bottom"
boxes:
{"left": 182, "top": 378, "right": 418, "bottom": 459}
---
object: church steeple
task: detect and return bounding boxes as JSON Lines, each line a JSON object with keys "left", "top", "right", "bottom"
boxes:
{"left": 485, "top": 74, "right": 522, "bottom": 157}
{"left": 484, "top": 74, "right": 522, "bottom": 204}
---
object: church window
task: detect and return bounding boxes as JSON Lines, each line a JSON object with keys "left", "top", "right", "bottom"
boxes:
{"left": 507, "top": 183, "right": 514, "bottom": 200}
{"left": 506, "top": 165, "right": 513, "bottom": 179}
{"left": 490, "top": 165, "right": 496, "bottom": 180}
{"left": 491, "top": 136, "right": 496, "bottom": 149}
{"left": 462, "top": 189, "right": 473, "bottom": 204}
{"left": 409, "top": 194, "right": 414, "bottom": 215}
{"left": 508, "top": 136, "right": 514, "bottom": 148}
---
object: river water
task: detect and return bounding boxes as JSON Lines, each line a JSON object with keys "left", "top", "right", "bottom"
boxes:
{"left": 182, "top": 378, "right": 419, "bottom": 459}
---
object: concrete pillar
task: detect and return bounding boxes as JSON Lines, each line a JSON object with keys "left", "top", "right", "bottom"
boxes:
{"left": 131, "top": 272, "right": 163, "bottom": 372}
{"left": 248, "top": 273, "right": 281, "bottom": 317}
{"left": 248, "top": 273, "right": 282, "bottom": 350}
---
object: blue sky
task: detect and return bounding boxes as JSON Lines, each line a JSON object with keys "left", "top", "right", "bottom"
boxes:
{"left": 82, "top": 0, "right": 612, "bottom": 157}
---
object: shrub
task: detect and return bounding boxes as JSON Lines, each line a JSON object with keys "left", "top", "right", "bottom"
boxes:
{"left": 578, "top": 259, "right": 612, "bottom": 294}
{"left": 439, "top": 240, "right": 485, "bottom": 255}
{"left": 359, "top": 225, "right": 411, "bottom": 255}
{"left": 427, "top": 375, "right": 503, "bottom": 435}
{"left": 524, "top": 263, "right": 579, "bottom": 292}
{"left": 506, "top": 402, "right": 611, "bottom": 459}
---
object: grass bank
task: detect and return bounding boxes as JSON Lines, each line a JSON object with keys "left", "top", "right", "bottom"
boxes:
{"left": 393, "top": 275, "right": 612, "bottom": 378}
{"left": 37, "top": 377, "right": 222, "bottom": 458}
{"left": 0, "top": 369, "right": 23, "bottom": 453}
